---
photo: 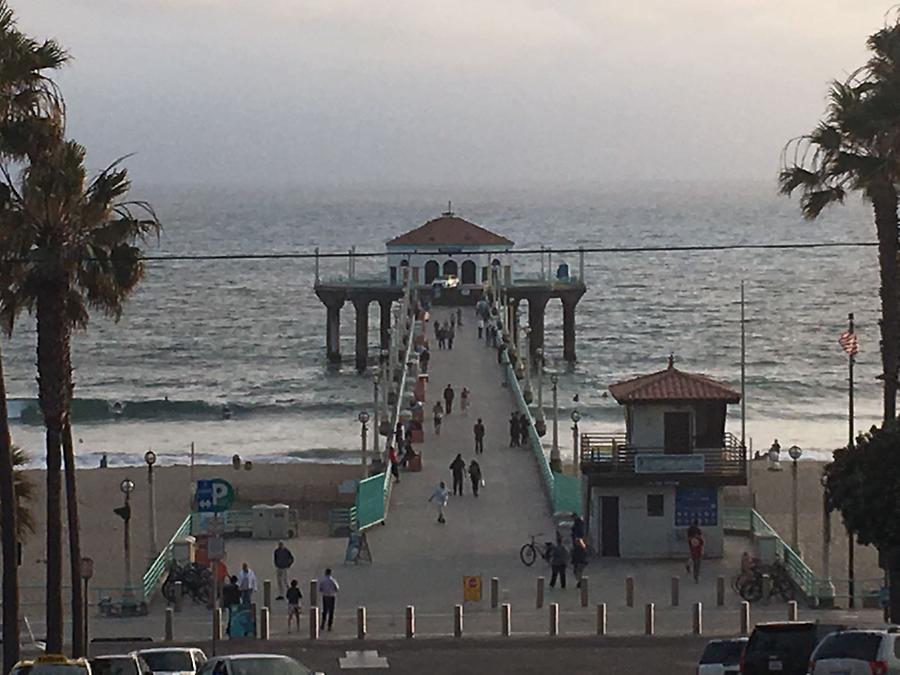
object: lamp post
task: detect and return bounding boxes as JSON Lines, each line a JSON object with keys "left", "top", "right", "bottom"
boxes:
{"left": 80, "top": 557, "right": 93, "bottom": 657}
{"left": 358, "top": 411, "right": 370, "bottom": 479}
{"left": 820, "top": 473, "right": 836, "bottom": 606}
{"left": 767, "top": 440, "right": 783, "bottom": 472}
{"left": 535, "top": 347, "right": 546, "bottom": 436}
{"left": 373, "top": 375, "right": 380, "bottom": 456}
{"left": 571, "top": 410, "right": 581, "bottom": 475}
{"left": 144, "top": 449, "right": 158, "bottom": 562}
{"left": 118, "top": 478, "right": 135, "bottom": 605}
{"left": 550, "top": 374, "right": 561, "bottom": 472}
{"left": 788, "top": 445, "right": 802, "bottom": 555}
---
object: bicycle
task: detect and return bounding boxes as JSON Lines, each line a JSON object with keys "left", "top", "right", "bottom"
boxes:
{"left": 520, "top": 534, "right": 554, "bottom": 567}
{"left": 162, "top": 561, "right": 212, "bottom": 604}
{"left": 738, "top": 560, "right": 795, "bottom": 603}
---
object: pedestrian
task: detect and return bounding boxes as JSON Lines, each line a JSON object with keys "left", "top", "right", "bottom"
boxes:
{"left": 549, "top": 534, "right": 569, "bottom": 589}
{"left": 395, "top": 422, "right": 404, "bottom": 448}
{"left": 428, "top": 481, "right": 450, "bottom": 523}
{"left": 286, "top": 579, "right": 303, "bottom": 632}
{"left": 518, "top": 412, "right": 530, "bottom": 446}
{"left": 457, "top": 307, "right": 462, "bottom": 326}
{"left": 572, "top": 538, "right": 588, "bottom": 588}
{"left": 433, "top": 320, "right": 441, "bottom": 341}
{"left": 222, "top": 575, "right": 241, "bottom": 636}
{"left": 450, "top": 453, "right": 466, "bottom": 496}
{"left": 437, "top": 325, "right": 446, "bottom": 349}
{"left": 443, "top": 384, "right": 455, "bottom": 414}
{"left": 273, "top": 541, "right": 295, "bottom": 600}
{"left": 420, "top": 347, "right": 430, "bottom": 373}
{"left": 687, "top": 521, "right": 704, "bottom": 583}
{"left": 469, "top": 459, "right": 482, "bottom": 497}
{"left": 460, "top": 387, "right": 470, "bottom": 415}
{"left": 473, "top": 418, "right": 485, "bottom": 454}
{"left": 389, "top": 445, "right": 401, "bottom": 483}
{"left": 317, "top": 568, "right": 340, "bottom": 631}
{"left": 509, "top": 412, "right": 520, "bottom": 447}
{"left": 433, "top": 401, "right": 444, "bottom": 434}
{"left": 450, "top": 313, "right": 456, "bottom": 329}
{"left": 571, "top": 512, "right": 585, "bottom": 546}
{"left": 237, "top": 561, "right": 257, "bottom": 608}
{"left": 447, "top": 325, "right": 455, "bottom": 350}
{"left": 477, "top": 317, "right": 484, "bottom": 339}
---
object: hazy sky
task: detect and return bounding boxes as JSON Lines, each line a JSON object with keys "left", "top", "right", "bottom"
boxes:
{"left": 12, "top": 1, "right": 891, "bottom": 188}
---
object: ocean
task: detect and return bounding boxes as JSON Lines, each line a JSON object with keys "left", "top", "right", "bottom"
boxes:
{"left": 1, "top": 180, "right": 882, "bottom": 468}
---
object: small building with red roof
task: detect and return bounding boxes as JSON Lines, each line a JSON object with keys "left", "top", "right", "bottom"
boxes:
{"left": 579, "top": 356, "right": 746, "bottom": 559}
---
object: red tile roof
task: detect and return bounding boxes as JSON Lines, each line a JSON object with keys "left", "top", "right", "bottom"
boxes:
{"left": 387, "top": 214, "right": 514, "bottom": 247}
{"left": 609, "top": 358, "right": 740, "bottom": 403}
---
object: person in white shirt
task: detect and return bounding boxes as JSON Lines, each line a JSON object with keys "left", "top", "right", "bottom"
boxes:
{"left": 428, "top": 481, "right": 450, "bottom": 523}
{"left": 317, "top": 568, "right": 340, "bottom": 631}
{"left": 238, "top": 561, "right": 257, "bottom": 608}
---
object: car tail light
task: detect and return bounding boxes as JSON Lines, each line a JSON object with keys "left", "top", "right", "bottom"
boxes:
{"left": 870, "top": 661, "right": 888, "bottom": 675}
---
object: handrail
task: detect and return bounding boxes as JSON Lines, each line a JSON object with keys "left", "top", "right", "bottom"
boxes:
{"left": 141, "top": 513, "right": 191, "bottom": 601}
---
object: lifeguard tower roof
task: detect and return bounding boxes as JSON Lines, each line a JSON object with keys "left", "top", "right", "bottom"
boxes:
{"left": 387, "top": 211, "right": 514, "bottom": 248}
{"left": 609, "top": 357, "right": 740, "bottom": 404}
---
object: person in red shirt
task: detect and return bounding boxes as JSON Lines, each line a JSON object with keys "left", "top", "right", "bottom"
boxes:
{"left": 687, "top": 521, "right": 705, "bottom": 583}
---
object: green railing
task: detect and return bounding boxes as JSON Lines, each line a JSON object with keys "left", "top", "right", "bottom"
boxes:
{"left": 356, "top": 474, "right": 386, "bottom": 529}
{"left": 142, "top": 513, "right": 191, "bottom": 601}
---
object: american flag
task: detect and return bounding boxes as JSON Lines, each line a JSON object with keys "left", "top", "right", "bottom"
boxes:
{"left": 839, "top": 330, "right": 859, "bottom": 356}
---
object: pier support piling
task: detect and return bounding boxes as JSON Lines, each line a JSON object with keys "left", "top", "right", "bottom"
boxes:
{"left": 353, "top": 298, "right": 370, "bottom": 373}
{"left": 527, "top": 294, "right": 550, "bottom": 360}
{"left": 325, "top": 300, "right": 344, "bottom": 364}
{"left": 562, "top": 297, "right": 578, "bottom": 362}
{"left": 379, "top": 300, "right": 392, "bottom": 350}
{"left": 357, "top": 607, "right": 366, "bottom": 639}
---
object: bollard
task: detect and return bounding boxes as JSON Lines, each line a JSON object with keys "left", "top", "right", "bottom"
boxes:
{"left": 671, "top": 576, "right": 680, "bottom": 607}
{"left": 263, "top": 580, "right": 272, "bottom": 609}
{"left": 740, "top": 601, "right": 751, "bottom": 636}
{"left": 626, "top": 576, "right": 635, "bottom": 608}
{"left": 716, "top": 576, "right": 726, "bottom": 607}
{"left": 536, "top": 577, "right": 545, "bottom": 609}
{"left": 259, "top": 607, "right": 270, "bottom": 640}
{"left": 454, "top": 604, "right": 463, "bottom": 638}
{"left": 174, "top": 581, "right": 183, "bottom": 612}
{"left": 548, "top": 603, "right": 559, "bottom": 637}
{"left": 309, "top": 607, "right": 320, "bottom": 640}
{"left": 357, "top": 607, "right": 366, "bottom": 640}
{"left": 165, "top": 608, "right": 174, "bottom": 641}
{"left": 491, "top": 577, "right": 499, "bottom": 609}
{"left": 309, "top": 579, "right": 318, "bottom": 609}
{"left": 501, "top": 603, "right": 511, "bottom": 636}
{"left": 787, "top": 600, "right": 798, "bottom": 621}
{"left": 644, "top": 603, "right": 655, "bottom": 635}
{"left": 762, "top": 575, "right": 772, "bottom": 606}
{"left": 251, "top": 603, "right": 258, "bottom": 639}
{"left": 580, "top": 577, "right": 589, "bottom": 608}
{"left": 596, "top": 603, "right": 607, "bottom": 636}
{"left": 212, "top": 608, "right": 223, "bottom": 641}
{"left": 406, "top": 605, "right": 415, "bottom": 639}
{"left": 693, "top": 602, "right": 703, "bottom": 635}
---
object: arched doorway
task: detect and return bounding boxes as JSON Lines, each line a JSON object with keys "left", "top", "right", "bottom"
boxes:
{"left": 424, "top": 260, "right": 440, "bottom": 284}
{"left": 460, "top": 260, "right": 477, "bottom": 285}
{"left": 443, "top": 260, "right": 458, "bottom": 277}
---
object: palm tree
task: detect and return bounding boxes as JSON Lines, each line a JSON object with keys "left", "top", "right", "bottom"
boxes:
{"left": 0, "top": 139, "right": 157, "bottom": 655}
{"left": 0, "top": 445, "right": 35, "bottom": 538}
{"left": 779, "top": 18, "right": 900, "bottom": 424}
{"left": 0, "top": 2, "right": 67, "bottom": 666}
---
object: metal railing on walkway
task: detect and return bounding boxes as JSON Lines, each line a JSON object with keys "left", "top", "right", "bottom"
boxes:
{"left": 142, "top": 513, "right": 192, "bottom": 601}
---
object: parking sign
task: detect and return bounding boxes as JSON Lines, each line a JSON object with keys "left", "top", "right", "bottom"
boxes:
{"left": 196, "top": 478, "right": 235, "bottom": 513}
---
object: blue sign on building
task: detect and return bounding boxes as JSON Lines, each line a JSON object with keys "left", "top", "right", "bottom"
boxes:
{"left": 675, "top": 487, "right": 718, "bottom": 527}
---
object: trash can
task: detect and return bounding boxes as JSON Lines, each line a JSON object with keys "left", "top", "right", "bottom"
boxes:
{"left": 171, "top": 535, "right": 196, "bottom": 565}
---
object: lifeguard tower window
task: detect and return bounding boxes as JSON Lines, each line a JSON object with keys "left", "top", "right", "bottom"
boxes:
{"left": 647, "top": 494, "right": 664, "bottom": 517}
{"left": 664, "top": 412, "right": 692, "bottom": 454}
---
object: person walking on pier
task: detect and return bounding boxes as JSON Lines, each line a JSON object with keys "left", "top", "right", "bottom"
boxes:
{"left": 443, "top": 384, "right": 455, "bottom": 414}
{"left": 420, "top": 346, "right": 430, "bottom": 373}
{"left": 469, "top": 459, "right": 482, "bottom": 497}
{"left": 238, "top": 561, "right": 257, "bottom": 608}
{"left": 429, "top": 481, "right": 450, "bottom": 523}
{"left": 447, "top": 324, "right": 455, "bottom": 350}
{"left": 450, "top": 453, "right": 466, "bottom": 496}
{"left": 437, "top": 324, "right": 446, "bottom": 349}
{"left": 460, "top": 387, "right": 470, "bottom": 414}
{"left": 433, "top": 401, "right": 444, "bottom": 435}
{"left": 286, "top": 579, "right": 303, "bottom": 632}
{"left": 687, "top": 521, "right": 705, "bottom": 583}
{"left": 572, "top": 538, "right": 588, "bottom": 589}
{"left": 549, "top": 534, "right": 569, "bottom": 589}
{"left": 518, "top": 412, "right": 531, "bottom": 446}
{"left": 477, "top": 317, "right": 485, "bottom": 339}
{"left": 509, "top": 412, "right": 520, "bottom": 447}
{"left": 317, "top": 568, "right": 340, "bottom": 631}
{"left": 273, "top": 541, "right": 295, "bottom": 600}
{"left": 473, "top": 418, "right": 485, "bottom": 454}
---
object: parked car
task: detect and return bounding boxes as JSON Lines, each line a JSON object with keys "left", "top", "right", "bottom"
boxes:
{"left": 809, "top": 628, "right": 900, "bottom": 674}
{"left": 197, "top": 654, "right": 321, "bottom": 675}
{"left": 11, "top": 655, "right": 91, "bottom": 675}
{"left": 741, "top": 621, "right": 845, "bottom": 675}
{"left": 698, "top": 637, "right": 746, "bottom": 674}
{"left": 90, "top": 655, "right": 150, "bottom": 675}
{"left": 135, "top": 649, "right": 206, "bottom": 675}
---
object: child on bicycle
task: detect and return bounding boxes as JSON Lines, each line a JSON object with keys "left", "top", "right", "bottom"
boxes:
{"left": 286, "top": 579, "right": 303, "bottom": 631}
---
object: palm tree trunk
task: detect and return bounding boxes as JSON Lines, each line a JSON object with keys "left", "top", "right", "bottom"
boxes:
{"left": 37, "top": 283, "right": 71, "bottom": 654}
{"left": 63, "top": 424, "right": 83, "bottom": 657}
{"left": 873, "top": 186, "right": 900, "bottom": 423}
{"left": 0, "top": 345, "right": 20, "bottom": 673}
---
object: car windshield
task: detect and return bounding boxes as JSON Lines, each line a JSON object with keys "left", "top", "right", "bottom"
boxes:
{"left": 700, "top": 641, "right": 746, "bottom": 665}
{"left": 13, "top": 667, "right": 89, "bottom": 675}
{"left": 140, "top": 653, "right": 194, "bottom": 673}
{"left": 91, "top": 659, "right": 138, "bottom": 675}
{"left": 814, "top": 633, "right": 883, "bottom": 661}
{"left": 746, "top": 625, "right": 818, "bottom": 663}
{"left": 229, "top": 658, "right": 309, "bottom": 675}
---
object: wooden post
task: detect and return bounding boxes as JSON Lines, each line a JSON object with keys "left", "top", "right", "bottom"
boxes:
{"left": 501, "top": 603, "right": 511, "bottom": 636}
{"left": 596, "top": 603, "right": 607, "bottom": 636}
{"left": 263, "top": 580, "right": 271, "bottom": 609}
{"left": 309, "top": 607, "right": 320, "bottom": 640}
{"left": 740, "top": 601, "right": 751, "bottom": 636}
{"left": 580, "top": 577, "right": 589, "bottom": 607}
{"left": 251, "top": 603, "right": 258, "bottom": 639}
{"left": 626, "top": 577, "right": 635, "bottom": 608}
{"left": 212, "top": 608, "right": 223, "bottom": 641}
{"left": 357, "top": 607, "right": 366, "bottom": 640}
{"left": 491, "top": 577, "right": 499, "bottom": 609}
{"left": 548, "top": 603, "right": 559, "bottom": 636}
{"left": 670, "top": 576, "right": 679, "bottom": 607}
{"left": 644, "top": 603, "right": 655, "bottom": 635}
{"left": 259, "top": 607, "right": 270, "bottom": 640}
{"left": 716, "top": 576, "right": 726, "bottom": 607}
{"left": 693, "top": 602, "right": 703, "bottom": 635}
{"left": 787, "top": 600, "right": 798, "bottom": 621}
{"left": 536, "top": 577, "right": 545, "bottom": 609}
{"left": 454, "top": 605, "right": 463, "bottom": 638}
{"left": 165, "top": 608, "right": 174, "bottom": 641}
{"left": 405, "top": 605, "right": 415, "bottom": 639}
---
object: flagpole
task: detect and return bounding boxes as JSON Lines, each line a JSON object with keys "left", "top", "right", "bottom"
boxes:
{"left": 848, "top": 311, "right": 856, "bottom": 608}
{"left": 740, "top": 282, "right": 748, "bottom": 498}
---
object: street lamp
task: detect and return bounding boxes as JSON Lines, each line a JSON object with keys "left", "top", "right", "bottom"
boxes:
{"left": 788, "top": 445, "right": 802, "bottom": 554}
{"left": 767, "top": 439, "right": 782, "bottom": 472}
{"left": 80, "top": 557, "right": 93, "bottom": 657}
{"left": 373, "top": 374, "right": 381, "bottom": 456}
{"left": 358, "top": 411, "right": 370, "bottom": 479}
{"left": 571, "top": 410, "right": 581, "bottom": 474}
{"left": 117, "top": 478, "right": 135, "bottom": 606}
{"left": 550, "top": 373, "right": 561, "bottom": 472}
{"left": 144, "top": 449, "right": 158, "bottom": 562}
{"left": 535, "top": 347, "right": 546, "bottom": 436}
